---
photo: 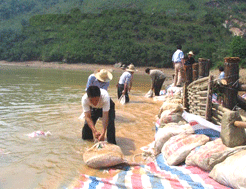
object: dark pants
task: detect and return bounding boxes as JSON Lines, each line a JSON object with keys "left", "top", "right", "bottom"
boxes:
{"left": 117, "top": 84, "right": 129, "bottom": 103}
{"left": 154, "top": 78, "right": 166, "bottom": 96}
{"left": 82, "top": 99, "right": 116, "bottom": 144}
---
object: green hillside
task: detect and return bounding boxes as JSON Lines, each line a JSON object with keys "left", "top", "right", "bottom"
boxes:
{"left": 0, "top": 0, "right": 246, "bottom": 67}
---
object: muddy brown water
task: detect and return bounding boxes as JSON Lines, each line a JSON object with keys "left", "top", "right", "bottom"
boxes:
{"left": 0, "top": 64, "right": 173, "bottom": 189}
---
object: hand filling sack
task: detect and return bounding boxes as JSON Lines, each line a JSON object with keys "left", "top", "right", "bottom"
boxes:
{"left": 83, "top": 141, "right": 125, "bottom": 169}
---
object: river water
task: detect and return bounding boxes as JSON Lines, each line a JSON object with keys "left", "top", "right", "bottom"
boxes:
{"left": 0, "top": 64, "right": 164, "bottom": 189}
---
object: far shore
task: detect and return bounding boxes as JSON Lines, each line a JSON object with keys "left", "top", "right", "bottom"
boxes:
{"left": 3, "top": 60, "right": 246, "bottom": 84}
{"left": 0, "top": 60, "right": 175, "bottom": 78}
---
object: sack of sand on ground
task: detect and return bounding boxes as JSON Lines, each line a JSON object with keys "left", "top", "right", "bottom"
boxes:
{"left": 83, "top": 141, "right": 125, "bottom": 169}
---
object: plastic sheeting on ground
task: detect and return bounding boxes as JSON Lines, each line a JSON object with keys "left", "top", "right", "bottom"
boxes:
{"left": 74, "top": 156, "right": 230, "bottom": 189}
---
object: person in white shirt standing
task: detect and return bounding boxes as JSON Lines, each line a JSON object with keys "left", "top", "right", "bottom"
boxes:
{"left": 117, "top": 64, "right": 135, "bottom": 103}
{"left": 81, "top": 86, "right": 116, "bottom": 144}
{"left": 172, "top": 44, "right": 185, "bottom": 87}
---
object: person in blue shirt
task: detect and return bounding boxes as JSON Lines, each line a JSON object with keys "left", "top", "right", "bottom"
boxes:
{"left": 86, "top": 69, "right": 113, "bottom": 91}
{"left": 82, "top": 69, "right": 116, "bottom": 144}
{"left": 117, "top": 64, "right": 135, "bottom": 103}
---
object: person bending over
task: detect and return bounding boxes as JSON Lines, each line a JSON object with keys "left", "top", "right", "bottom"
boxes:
{"left": 81, "top": 86, "right": 116, "bottom": 144}
{"left": 117, "top": 64, "right": 135, "bottom": 103}
{"left": 145, "top": 68, "right": 166, "bottom": 96}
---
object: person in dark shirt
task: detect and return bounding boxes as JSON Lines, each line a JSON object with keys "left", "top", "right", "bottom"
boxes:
{"left": 184, "top": 51, "right": 195, "bottom": 65}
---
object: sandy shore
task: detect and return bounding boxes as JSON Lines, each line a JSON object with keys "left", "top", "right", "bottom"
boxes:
{"left": 0, "top": 60, "right": 175, "bottom": 78}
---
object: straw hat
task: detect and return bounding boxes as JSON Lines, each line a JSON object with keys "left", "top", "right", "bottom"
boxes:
{"left": 94, "top": 69, "right": 113, "bottom": 82}
{"left": 188, "top": 51, "right": 194, "bottom": 56}
{"left": 126, "top": 64, "right": 136, "bottom": 72}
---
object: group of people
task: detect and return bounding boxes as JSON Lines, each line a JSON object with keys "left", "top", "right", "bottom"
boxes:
{"left": 172, "top": 44, "right": 195, "bottom": 87}
{"left": 80, "top": 64, "right": 137, "bottom": 145}
{"left": 80, "top": 45, "right": 198, "bottom": 145}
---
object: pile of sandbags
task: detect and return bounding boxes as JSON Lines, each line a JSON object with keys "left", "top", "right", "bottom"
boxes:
{"left": 158, "top": 99, "right": 185, "bottom": 126}
{"left": 83, "top": 141, "right": 126, "bottom": 169}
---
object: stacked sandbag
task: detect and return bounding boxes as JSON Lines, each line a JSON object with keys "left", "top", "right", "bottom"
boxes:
{"left": 161, "top": 133, "right": 210, "bottom": 166}
{"left": 209, "top": 150, "right": 246, "bottom": 189}
{"left": 83, "top": 141, "right": 125, "bottom": 169}
{"left": 154, "top": 124, "right": 194, "bottom": 155}
{"left": 158, "top": 101, "right": 185, "bottom": 125}
{"left": 185, "top": 138, "right": 227, "bottom": 171}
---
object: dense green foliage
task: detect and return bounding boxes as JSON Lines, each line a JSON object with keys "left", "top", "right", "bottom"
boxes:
{"left": 0, "top": 0, "right": 246, "bottom": 67}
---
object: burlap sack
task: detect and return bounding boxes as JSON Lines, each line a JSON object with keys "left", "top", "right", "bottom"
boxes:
{"left": 162, "top": 133, "right": 210, "bottom": 166}
{"left": 185, "top": 138, "right": 227, "bottom": 171}
{"left": 159, "top": 110, "right": 184, "bottom": 124}
{"left": 154, "top": 124, "right": 194, "bottom": 155}
{"left": 209, "top": 150, "right": 246, "bottom": 189}
{"left": 83, "top": 142, "right": 125, "bottom": 169}
{"left": 158, "top": 102, "right": 183, "bottom": 117}
{"left": 145, "top": 89, "right": 153, "bottom": 98}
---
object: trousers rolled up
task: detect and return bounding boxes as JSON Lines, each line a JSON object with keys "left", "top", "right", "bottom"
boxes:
{"left": 117, "top": 84, "right": 129, "bottom": 103}
{"left": 82, "top": 98, "right": 116, "bottom": 144}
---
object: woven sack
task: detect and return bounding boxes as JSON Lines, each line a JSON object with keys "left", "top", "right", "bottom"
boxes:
{"left": 145, "top": 89, "right": 153, "bottom": 98}
{"left": 154, "top": 124, "right": 194, "bottom": 155}
{"left": 119, "top": 94, "right": 126, "bottom": 105}
{"left": 185, "top": 138, "right": 227, "bottom": 171}
{"left": 162, "top": 133, "right": 209, "bottom": 166}
{"left": 209, "top": 150, "right": 246, "bottom": 189}
{"left": 160, "top": 110, "right": 184, "bottom": 124}
{"left": 83, "top": 142, "right": 125, "bottom": 169}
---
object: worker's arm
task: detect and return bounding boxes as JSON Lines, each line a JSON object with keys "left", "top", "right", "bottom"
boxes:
{"left": 98, "top": 111, "right": 109, "bottom": 141}
{"left": 84, "top": 111, "right": 100, "bottom": 140}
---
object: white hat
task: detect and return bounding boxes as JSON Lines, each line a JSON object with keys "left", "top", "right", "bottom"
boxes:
{"left": 126, "top": 64, "right": 136, "bottom": 72}
{"left": 188, "top": 51, "right": 194, "bottom": 56}
{"left": 94, "top": 69, "right": 113, "bottom": 82}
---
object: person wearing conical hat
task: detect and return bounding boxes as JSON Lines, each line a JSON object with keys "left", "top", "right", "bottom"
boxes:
{"left": 117, "top": 64, "right": 135, "bottom": 103}
{"left": 86, "top": 69, "right": 113, "bottom": 91}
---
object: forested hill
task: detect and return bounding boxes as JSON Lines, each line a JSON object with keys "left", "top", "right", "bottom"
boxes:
{"left": 0, "top": 0, "right": 246, "bottom": 67}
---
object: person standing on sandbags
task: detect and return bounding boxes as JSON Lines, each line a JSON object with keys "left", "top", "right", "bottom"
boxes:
{"left": 172, "top": 44, "right": 185, "bottom": 87}
{"left": 81, "top": 86, "right": 116, "bottom": 144}
{"left": 145, "top": 68, "right": 166, "bottom": 96}
{"left": 117, "top": 64, "right": 135, "bottom": 103}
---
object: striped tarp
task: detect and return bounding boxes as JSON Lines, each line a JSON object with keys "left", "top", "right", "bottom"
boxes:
{"left": 74, "top": 157, "right": 230, "bottom": 189}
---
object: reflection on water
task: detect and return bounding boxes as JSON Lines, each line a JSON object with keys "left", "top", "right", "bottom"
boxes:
{"left": 0, "top": 65, "right": 162, "bottom": 189}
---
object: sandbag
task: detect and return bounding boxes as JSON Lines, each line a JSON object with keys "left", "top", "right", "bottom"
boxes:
{"left": 119, "top": 94, "right": 126, "bottom": 105}
{"left": 154, "top": 124, "right": 194, "bottom": 155}
{"left": 83, "top": 142, "right": 125, "bottom": 169}
{"left": 209, "top": 150, "right": 246, "bottom": 189}
{"left": 160, "top": 110, "right": 184, "bottom": 124}
{"left": 145, "top": 89, "right": 153, "bottom": 98}
{"left": 159, "top": 102, "right": 183, "bottom": 117}
{"left": 185, "top": 138, "right": 227, "bottom": 171}
{"left": 162, "top": 133, "right": 209, "bottom": 166}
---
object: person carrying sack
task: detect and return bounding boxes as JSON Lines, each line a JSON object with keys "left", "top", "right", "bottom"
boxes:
{"left": 145, "top": 68, "right": 166, "bottom": 96}
{"left": 117, "top": 64, "right": 135, "bottom": 103}
{"left": 81, "top": 86, "right": 116, "bottom": 144}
